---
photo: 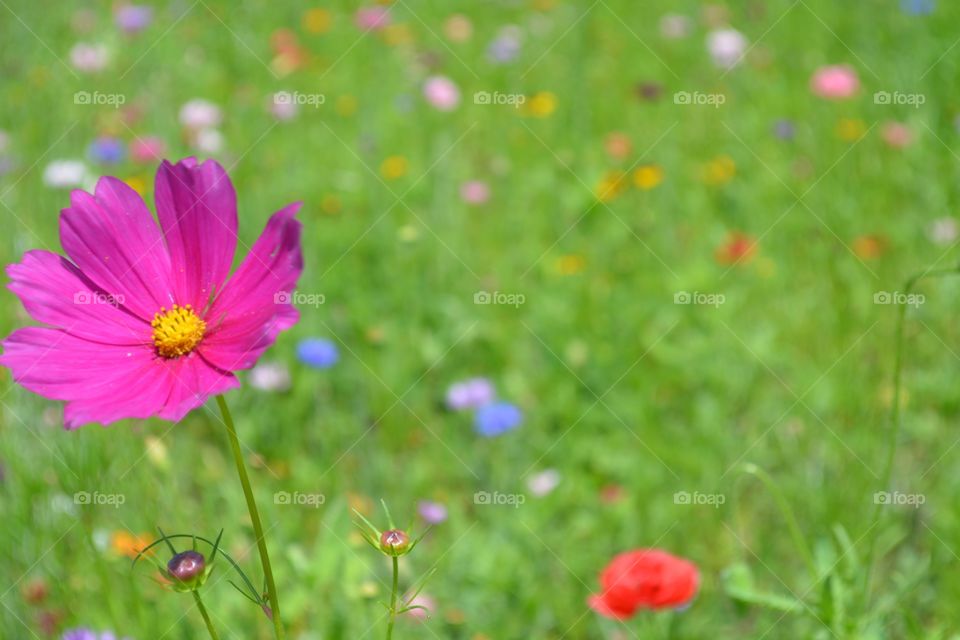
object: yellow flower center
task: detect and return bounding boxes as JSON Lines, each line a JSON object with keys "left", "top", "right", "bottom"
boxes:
{"left": 151, "top": 304, "right": 206, "bottom": 358}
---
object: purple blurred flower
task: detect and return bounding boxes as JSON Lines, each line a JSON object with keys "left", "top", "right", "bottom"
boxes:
{"left": 487, "top": 26, "right": 522, "bottom": 63}
{"left": 446, "top": 377, "right": 495, "bottom": 410}
{"left": 417, "top": 500, "right": 448, "bottom": 524}
{"left": 297, "top": 338, "right": 339, "bottom": 369}
{"left": 773, "top": 119, "right": 795, "bottom": 141}
{"left": 62, "top": 631, "right": 132, "bottom": 640}
{"left": 115, "top": 5, "right": 152, "bottom": 34}
{"left": 87, "top": 137, "right": 125, "bottom": 164}
{"left": 474, "top": 402, "right": 522, "bottom": 437}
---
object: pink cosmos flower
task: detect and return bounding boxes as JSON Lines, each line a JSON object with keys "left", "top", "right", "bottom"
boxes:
{"left": 810, "top": 65, "right": 860, "bottom": 100}
{"left": 0, "top": 157, "right": 303, "bottom": 428}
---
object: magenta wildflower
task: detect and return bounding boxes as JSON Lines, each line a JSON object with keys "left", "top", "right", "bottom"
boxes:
{"left": 0, "top": 157, "right": 303, "bottom": 428}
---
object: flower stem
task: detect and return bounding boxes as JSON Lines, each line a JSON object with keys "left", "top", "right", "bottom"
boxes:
{"left": 862, "top": 266, "right": 960, "bottom": 609}
{"left": 216, "top": 394, "right": 285, "bottom": 640}
{"left": 386, "top": 556, "right": 399, "bottom": 640}
{"left": 192, "top": 590, "right": 221, "bottom": 640}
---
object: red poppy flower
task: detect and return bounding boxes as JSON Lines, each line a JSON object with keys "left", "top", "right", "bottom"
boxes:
{"left": 715, "top": 231, "right": 756, "bottom": 265}
{"left": 588, "top": 549, "right": 699, "bottom": 619}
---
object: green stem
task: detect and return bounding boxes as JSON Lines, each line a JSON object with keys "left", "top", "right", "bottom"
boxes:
{"left": 740, "top": 464, "right": 818, "bottom": 581}
{"left": 386, "top": 556, "right": 399, "bottom": 640}
{"left": 192, "top": 590, "right": 221, "bottom": 640}
{"left": 216, "top": 395, "right": 285, "bottom": 640}
{"left": 862, "top": 266, "right": 960, "bottom": 608}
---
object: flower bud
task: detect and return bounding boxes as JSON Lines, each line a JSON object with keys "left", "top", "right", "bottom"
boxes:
{"left": 167, "top": 550, "right": 208, "bottom": 590}
{"left": 379, "top": 529, "right": 410, "bottom": 556}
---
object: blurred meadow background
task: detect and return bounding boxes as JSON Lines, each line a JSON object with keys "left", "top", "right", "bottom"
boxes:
{"left": 2, "top": 0, "right": 960, "bottom": 638}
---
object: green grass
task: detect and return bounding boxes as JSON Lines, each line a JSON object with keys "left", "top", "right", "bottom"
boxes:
{"left": 2, "top": 0, "right": 960, "bottom": 638}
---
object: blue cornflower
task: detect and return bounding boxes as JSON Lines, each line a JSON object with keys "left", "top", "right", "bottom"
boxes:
{"left": 901, "top": 0, "right": 934, "bottom": 14}
{"left": 474, "top": 402, "right": 522, "bottom": 437}
{"left": 87, "top": 137, "right": 126, "bottom": 164}
{"left": 297, "top": 338, "right": 339, "bottom": 369}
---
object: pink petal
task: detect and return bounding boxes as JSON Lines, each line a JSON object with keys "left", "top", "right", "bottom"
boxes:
{"left": 200, "top": 203, "right": 302, "bottom": 371}
{"left": 155, "top": 157, "right": 238, "bottom": 310}
{"left": 7, "top": 250, "right": 150, "bottom": 344}
{"left": 0, "top": 327, "right": 237, "bottom": 428}
{"left": 58, "top": 177, "right": 175, "bottom": 320}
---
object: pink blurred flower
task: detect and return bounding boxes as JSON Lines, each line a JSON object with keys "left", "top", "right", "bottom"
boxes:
{"left": 403, "top": 593, "right": 435, "bottom": 621}
{"left": 881, "top": 121, "right": 915, "bottom": 148}
{"left": 460, "top": 180, "right": 490, "bottom": 205}
{"left": 423, "top": 76, "right": 461, "bottom": 111}
{"left": 70, "top": 43, "right": 109, "bottom": 72}
{"left": 355, "top": 6, "right": 390, "bottom": 31}
{"left": 130, "top": 136, "right": 166, "bottom": 164}
{"left": 810, "top": 65, "right": 860, "bottom": 100}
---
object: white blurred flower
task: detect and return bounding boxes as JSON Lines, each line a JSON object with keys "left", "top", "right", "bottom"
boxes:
{"left": 69, "top": 43, "right": 109, "bottom": 72}
{"left": 707, "top": 28, "right": 747, "bottom": 69}
{"left": 249, "top": 362, "right": 292, "bottom": 392}
{"left": 928, "top": 217, "right": 959, "bottom": 245}
{"left": 43, "top": 160, "right": 88, "bottom": 188}
{"left": 179, "top": 99, "right": 222, "bottom": 129}
{"left": 527, "top": 468, "right": 561, "bottom": 497}
{"left": 269, "top": 93, "right": 299, "bottom": 121}
{"left": 194, "top": 128, "right": 224, "bottom": 154}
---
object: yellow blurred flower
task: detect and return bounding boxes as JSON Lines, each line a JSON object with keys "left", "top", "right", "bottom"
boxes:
{"left": 302, "top": 8, "right": 332, "bottom": 34}
{"left": 336, "top": 94, "right": 358, "bottom": 117}
{"left": 110, "top": 531, "right": 153, "bottom": 559}
{"left": 556, "top": 254, "right": 586, "bottom": 275}
{"left": 595, "top": 170, "right": 627, "bottom": 202}
{"left": 383, "top": 24, "right": 414, "bottom": 46}
{"left": 321, "top": 194, "right": 341, "bottom": 215}
{"left": 525, "top": 91, "right": 557, "bottom": 118}
{"left": 633, "top": 164, "right": 664, "bottom": 190}
{"left": 381, "top": 155, "right": 408, "bottom": 180}
{"left": 836, "top": 118, "right": 866, "bottom": 142}
{"left": 123, "top": 175, "right": 148, "bottom": 196}
{"left": 144, "top": 435, "right": 168, "bottom": 469}
{"left": 398, "top": 224, "right": 420, "bottom": 242}
{"left": 702, "top": 155, "right": 736, "bottom": 185}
